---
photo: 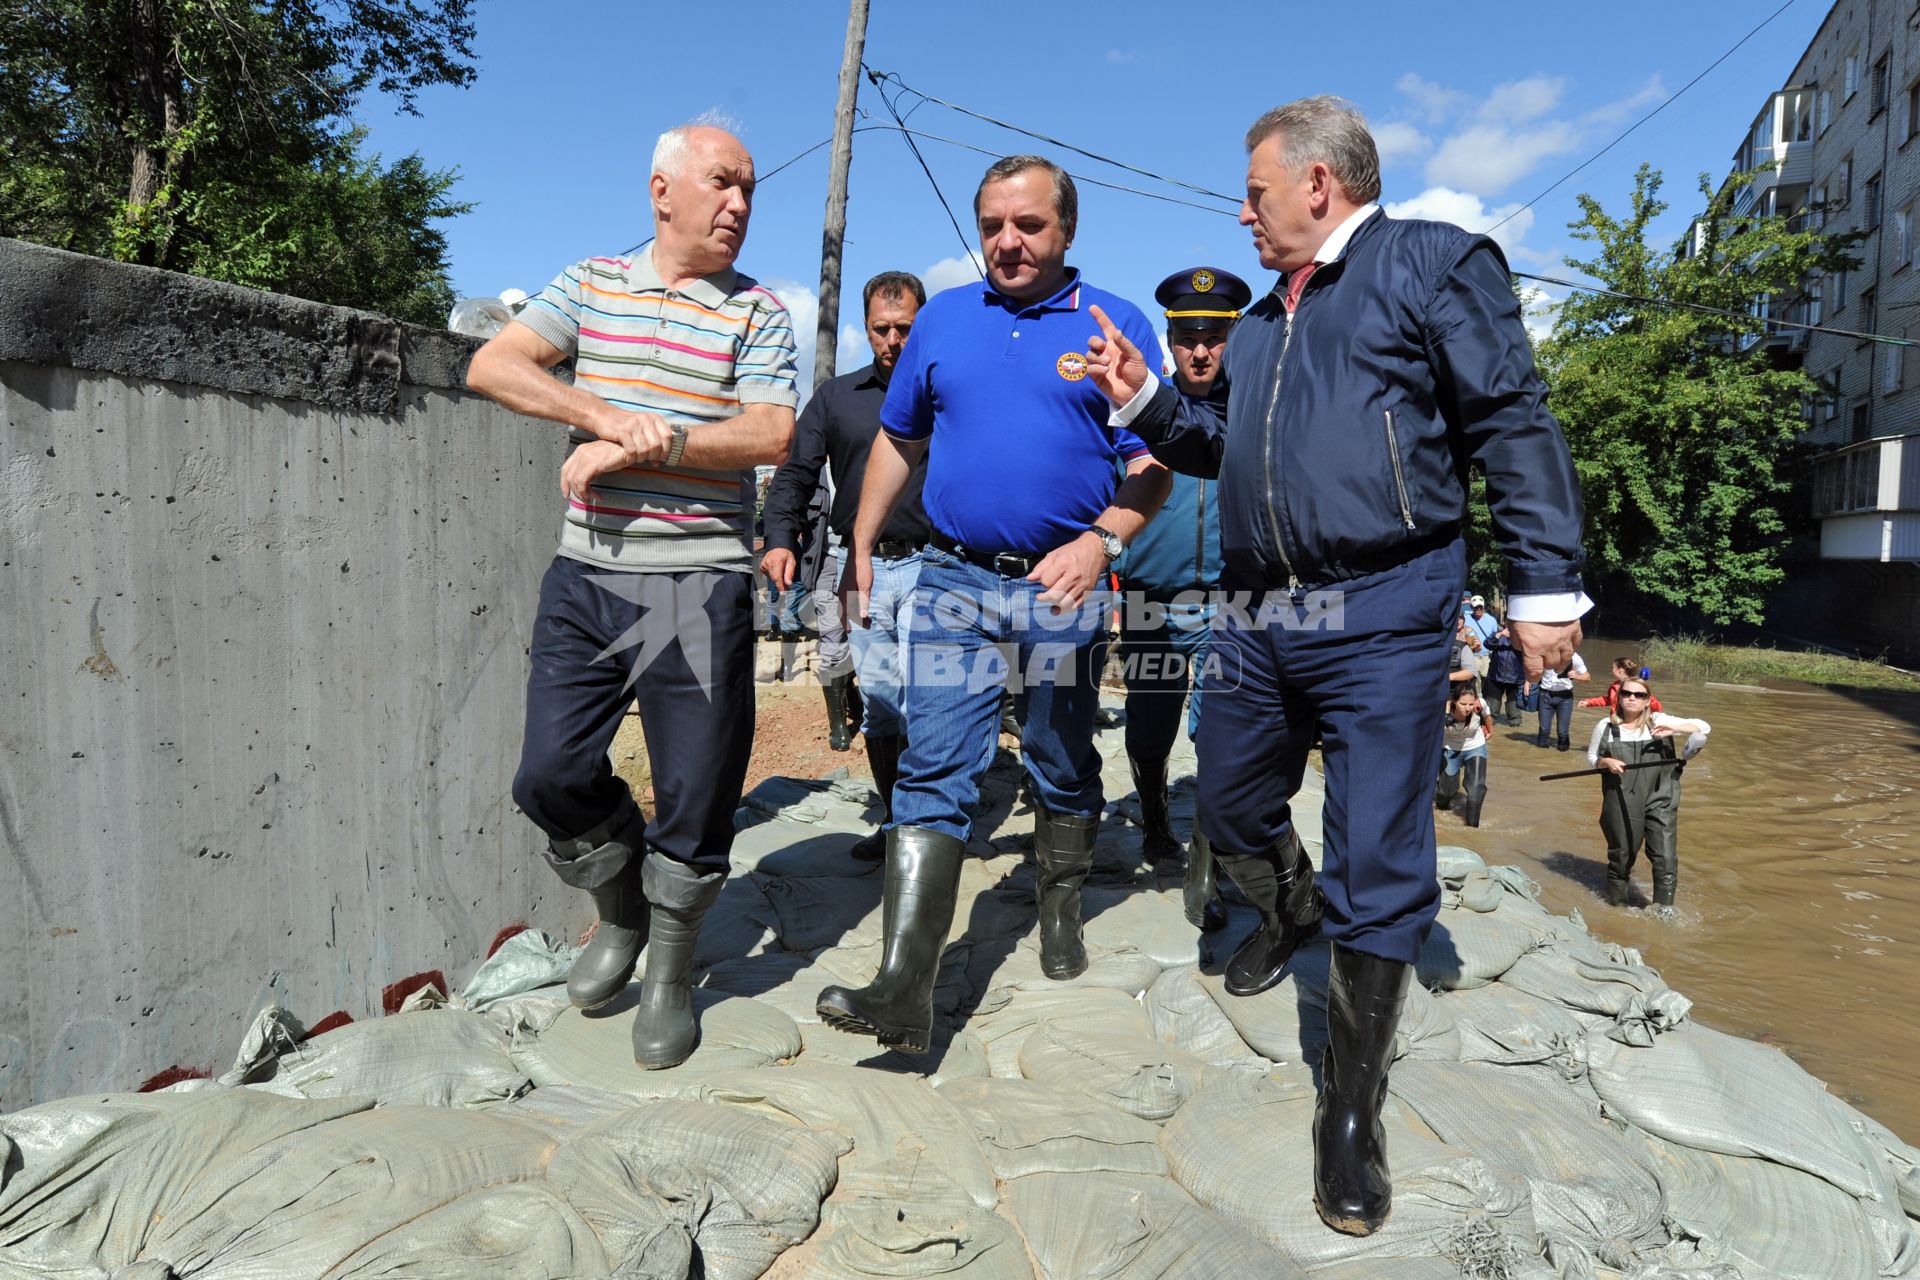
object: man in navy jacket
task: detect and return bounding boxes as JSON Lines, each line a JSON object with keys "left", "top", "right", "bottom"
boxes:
{"left": 1085, "top": 96, "right": 1587, "bottom": 1237}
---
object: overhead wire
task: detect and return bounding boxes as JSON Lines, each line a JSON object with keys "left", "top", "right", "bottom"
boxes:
{"left": 1486, "top": 0, "right": 1803, "bottom": 234}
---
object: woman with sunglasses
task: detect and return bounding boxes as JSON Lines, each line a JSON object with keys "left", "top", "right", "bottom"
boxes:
{"left": 1586, "top": 680, "right": 1711, "bottom": 909}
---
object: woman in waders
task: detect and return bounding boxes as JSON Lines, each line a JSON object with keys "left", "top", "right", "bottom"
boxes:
{"left": 1434, "top": 685, "right": 1493, "bottom": 827}
{"left": 1585, "top": 679, "right": 1710, "bottom": 909}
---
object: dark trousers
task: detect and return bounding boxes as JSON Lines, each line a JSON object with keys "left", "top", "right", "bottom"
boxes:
{"left": 513, "top": 556, "right": 756, "bottom": 871}
{"left": 1196, "top": 540, "right": 1462, "bottom": 965}
{"left": 1487, "top": 679, "right": 1524, "bottom": 723}
{"left": 1536, "top": 688, "right": 1574, "bottom": 743}
{"left": 1117, "top": 601, "right": 1213, "bottom": 762}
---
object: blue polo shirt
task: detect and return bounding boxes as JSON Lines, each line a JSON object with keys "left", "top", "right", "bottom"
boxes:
{"left": 880, "top": 270, "right": 1158, "bottom": 554}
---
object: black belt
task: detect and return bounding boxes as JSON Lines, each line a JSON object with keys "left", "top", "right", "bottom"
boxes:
{"left": 873, "top": 537, "right": 919, "bottom": 561}
{"left": 928, "top": 530, "right": 1052, "bottom": 578}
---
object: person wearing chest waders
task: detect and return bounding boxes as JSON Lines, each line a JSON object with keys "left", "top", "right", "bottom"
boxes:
{"left": 1433, "top": 685, "right": 1492, "bottom": 827}
{"left": 1586, "top": 679, "right": 1710, "bottom": 910}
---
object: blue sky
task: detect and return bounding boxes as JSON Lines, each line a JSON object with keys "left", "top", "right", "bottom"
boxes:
{"left": 358, "top": 0, "right": 1828, "bottom": 385}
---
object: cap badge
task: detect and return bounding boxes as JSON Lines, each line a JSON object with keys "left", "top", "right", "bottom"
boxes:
{"left": 1191, "top": 270, "right": 1216, "bottom": 293}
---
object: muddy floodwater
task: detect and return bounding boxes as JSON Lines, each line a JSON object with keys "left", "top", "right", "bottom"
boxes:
{"left": 1450, "top": 638, "right": 1920, "bottom": 1139}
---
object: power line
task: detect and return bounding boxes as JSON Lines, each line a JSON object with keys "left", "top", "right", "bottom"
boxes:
{"left": 1514, "top": 270, "right": 1917, "bottom": 347}
{"left": 866, "top": 72, "right": 983, "bottom": 275}
{"left": 865, "top": 66, "right": 1241, "bottom": 207}
{"left": 1487, "top": 0, "right": 1802, "bottom": 234}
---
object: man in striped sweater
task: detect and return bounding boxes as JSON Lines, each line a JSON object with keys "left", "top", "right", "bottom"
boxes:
{"left": 467, "top": 121, "right": 798, "bottom": 1071}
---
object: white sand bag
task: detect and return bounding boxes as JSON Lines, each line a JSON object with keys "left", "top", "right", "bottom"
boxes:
{"left": 1143, "top": 966, "right": 1261, "bottom": 1067}
{"left": 247, "top": 1007, "right": 530, "bottom": 1109}
{"left": 513, "top": 989, "right": 802, "bottom": 1090}
{"left": 1003, "top": 1170, "right": 1306, "bottom": 1279}
{"left": 937, "top": 1077, "right": 1168, "bottom": 1179}
{"left": 1016, "top": 1013, "right": 1209, "bottom": 1124}
{"left": 964, "top": 984, "right": 1148, "bottom": 1079}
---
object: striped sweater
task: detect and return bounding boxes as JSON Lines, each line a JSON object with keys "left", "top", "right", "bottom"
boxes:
{"left": 518, "top": 249, "right": 799, "bottom": 572}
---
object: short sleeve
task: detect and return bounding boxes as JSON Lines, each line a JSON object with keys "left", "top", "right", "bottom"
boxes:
{"left": 880, "top": 324, "right": 935, "bottom": 441}
{"left": 735, "top": 292, "right": 800, "bottom": 408}
{"left": 1570, "top": 654, "right": 1588, "bottom": 676}
{"left": 517, "top": 261, "right": 586, "bottom": 358}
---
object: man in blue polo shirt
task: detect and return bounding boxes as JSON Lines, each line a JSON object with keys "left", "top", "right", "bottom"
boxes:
{"left": 817, "top": 154, "right": 1171, "bottom": 1054}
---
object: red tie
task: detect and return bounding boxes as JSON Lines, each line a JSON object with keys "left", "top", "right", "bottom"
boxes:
{"left": 1283, "top": 261, "right": 1318, "bottom": 314}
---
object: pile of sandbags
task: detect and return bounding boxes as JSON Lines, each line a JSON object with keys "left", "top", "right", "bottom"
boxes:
{"left": 5, "top": 725, "right": 1917, "bottom": 1280}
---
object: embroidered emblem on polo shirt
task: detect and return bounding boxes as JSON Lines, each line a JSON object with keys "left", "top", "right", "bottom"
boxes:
{"left": 1191, "top": 270, "right": 1216, "bottom": 293}
{"left": 1056, "top": 351, "right": 1088, "bottom": 381}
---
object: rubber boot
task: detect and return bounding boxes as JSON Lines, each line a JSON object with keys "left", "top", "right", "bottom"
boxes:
{"left": 541, "top": 797, "right": 650, "bottom": 1011}
{"left": 1534, "top": 730, "right": 1550, "bottom": 748}
{"left": 850, "top": 733, "right": 903, "bottom": 863}
{"left": 1556, "top": 735, "right": 1571, "bottom": 752}
{"left": 631, "top": 852, "right": 725, "bottom": 1070}
{"left": 1432, "top": 766, "right": 1461, "bottom": 812}
{"left": 1648, "top": 808, "right": 1679, "bottom": 909}
{"left": 1034, "top": 807, "right": 1098, "bottom": 980}
{"left": 822, "top": 671, "right": 855, "bottom": 752}
{"left": 1218, "top": 828, "right": 1324, "bottom": 997}
{"left": 816, "top": 825, "right": 967, "bottom": 1053}
{"left": 1459, "top": 756, "right": 1488, "bottom": 829}
{"left": 1605, "top": 877, "right": 1630, "bottom": 907}
{"left": 1129, "top": 755, "right": 1182, "bottom": 865}
{"left": 1313, "top": 944, "right": 1412, "bottom": 1237}
{"left": 1184, "top": 829, "right": 1228, "bottom": 932}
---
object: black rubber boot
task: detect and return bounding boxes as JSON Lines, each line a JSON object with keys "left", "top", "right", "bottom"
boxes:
{"left": 1535, "top": 731, "right": 1550, "bottom": 749}
{"left": 1218, "top": 828, "right": 1324, "bottom": 997}
{"left": 850, "top": 733, "right": 903, "bottom": 863}
{"left": 1605, "top": 877, "right": 1630, "bottom": 906}
{"left": 1129, "top": 755, "right": 1182, "bottom": 865}
{"left": 1648, "top": 807, "right": 1679, "bottom": 909}
{"left": 1459, "top": 756, "right": 1488, "bottom": 829}
{"left": 822, "top": 672, "right": 855, "bottom": 752}
{"left": 1034, "top": 807, "right": 1098, "bottom": 980}
{"left": 1313, "top": 943, "right": 1412, "bottom": 1237}
{"left": 1556, "top": 735, "right": 1571, "bottom": 752}
{"left": 1184, "top": 829, "right": 1228, "bottom": 932}
{"left": 816, "top": 825, "right": 967, "bottom": 1053}
{"left": 631, "top": 852, "right": 725, "bottom": 1070}
{"left": 1432, "top": 766, "right": 1461, "bottom": 812}
{"left": 542, "top": 797, "right": 651, "bottom": 1011}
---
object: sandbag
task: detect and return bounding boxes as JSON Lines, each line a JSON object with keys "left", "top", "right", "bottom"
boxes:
{"left": 756, "top": 869, "right": 887, "bottom": 952}
{"left": 964, "top": 985, "right": 1148, "bottom": 1079}
{"left": 513, "top": 988, "right": 803, "bottom": 1090}
{"left": 771, "top": 1198, "right": 1035, "bottom": 1279}
{"left": 1501, "top": 948, "right": 1691, "bottom": 1045}
{"left": 1077, "top": 885, "right": 1218, "bottom": 969}
{"left": 1003, "top": 1170, "right": 1306, "bottom": 1279}
{"left": 246, "top": 1008, "right": 531, "bottom": 1109}
{"left": 1197, "top": 946, "right": 1330, "bottom": 1066}
{"left": 1142, "top": 966, "right": 1261, "bottom": 1067}
{"left": 1161, "top": 1073, "right": 1538, "bottom": 1271}
{"left": 937, "top": 1077, "right": 1168, "bottom": 1180}
{"left": 798, "top": 1021, "right": 990, "bottom": 1085}
{"left": 1389, "top": 1059, "right": 1666, "bottom": 1257}
{"left": 1440, "top": 981, "right": 1599, "bottom": 1079}
{"left": 1415, "top": 902, "right": 1538, "bottom": 990}
{"left": 971, "top": 937, "right": 1164, "bottom": 998}
{"left": 692, "top": 875, "right": 783, "bottom": 967}
{"left": 458, "top": 928, "right": 577, "bottom": 1011}
{"left": 1016, "top": 1013, "right": 1210, "bottom": 1124}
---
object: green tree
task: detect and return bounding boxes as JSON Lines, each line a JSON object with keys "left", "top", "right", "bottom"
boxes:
{"left": 1534, "top": 164, "right": 1860, "bottom": 626}
{"left": 0, "top": 0, "right": 475, "bottom": 325}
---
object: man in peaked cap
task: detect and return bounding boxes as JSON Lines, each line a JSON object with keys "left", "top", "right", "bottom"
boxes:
{"left": 1113, "top": 266, "right": 1251, "bottom": 933}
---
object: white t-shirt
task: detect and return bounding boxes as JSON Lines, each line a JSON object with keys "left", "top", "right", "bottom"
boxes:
{"left": 1443, "top": 711, "right": 1489, "bottom": 753}
{"left": 1586, "top": 712, "right": 1711, "bottom": 766}
{"left": 1537, "top": 654, "right": 1588, "bottom": 693}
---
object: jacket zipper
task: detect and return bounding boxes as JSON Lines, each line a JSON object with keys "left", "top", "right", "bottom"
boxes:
{"left": 1384, "top": 409, "right": 1415, "bottom": 530}
{"left": 1261, "top": 312, "right": 1301, "bottom": 592}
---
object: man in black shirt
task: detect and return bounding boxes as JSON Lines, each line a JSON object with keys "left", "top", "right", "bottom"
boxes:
{"left": 762, "top": 271, "right": 930, "bottom": 859}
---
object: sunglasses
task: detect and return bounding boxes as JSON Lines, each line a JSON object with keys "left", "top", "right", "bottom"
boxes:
{"left": 1619, "top": 690, "right": 1650, "bottom": 699}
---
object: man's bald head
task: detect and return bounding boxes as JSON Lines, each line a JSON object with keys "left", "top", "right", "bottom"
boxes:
{"left": 649, "top": 117, "right": 756, "bottom": 277}
{"left": 652, "top": 120, "right": 747, "bottom": 181}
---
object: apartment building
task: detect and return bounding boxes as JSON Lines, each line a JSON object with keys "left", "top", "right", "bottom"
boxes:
{"left": 1705, "top": 0, "right": 1920, "bottom": 658}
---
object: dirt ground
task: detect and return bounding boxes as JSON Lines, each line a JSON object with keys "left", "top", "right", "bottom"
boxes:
{"left": 610, "top": 639, "right": 873, "bottom": 809}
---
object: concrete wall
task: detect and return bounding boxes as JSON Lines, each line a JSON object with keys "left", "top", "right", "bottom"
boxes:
{"left": 0, "top": 238, "right": 579, "bottom": 1108}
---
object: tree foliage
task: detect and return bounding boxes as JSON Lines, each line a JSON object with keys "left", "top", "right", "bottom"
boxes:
{"left": 0, "top": 0, "right": 476, "bottom": 324}
{"left": 1533, "top": 164, "right": 1861, "bottom": 626}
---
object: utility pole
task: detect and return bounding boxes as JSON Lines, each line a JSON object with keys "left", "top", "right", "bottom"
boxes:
{"left": 812, "top": 0, "right": 870, "bottom": 391}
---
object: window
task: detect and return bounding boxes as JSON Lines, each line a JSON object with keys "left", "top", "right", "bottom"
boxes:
{"left": 1807, "top": 276, "right": 1824, "bottom": 326}
{"left": 1836, "top": 268, "right": 1849, "bottom": 310}
{"left": 1866, "top": 173, "right": 1883, "bottom": 228}
{"left": 1909, "top": 81, "right": 1920, "bottom": 138}
{"left": 1821, "top": 88, "right": 1834, "bottom": 132}
{"left": 1862, "top": 287, "right": 1878, "bottom": 335}
{"left": 1846, "top": 53, "right": 1861, "bottom": 99}
{"left": 1874, "top": 54, "right": 1892, "bottom": 115}
{"left": 1852, "top": 400, "right": 1872, "bottom": 443}
{"left": 1899, "top": 208, "right": 1913, "bottom": 266}
{"left": 1839, "top": 157, "right": 1853, "bottom": 206}
{"left": 1824, "top": 365, "right": 1843, "bottom": 420}
{"left": 1885, "top": 336, "right": 1906, "bottom": 393}
{"left": 1850, "top": 443, "right": 1880, "bottom": 502}
{"left": 1812, "top": 185, "right": 1829, "bottom": 229}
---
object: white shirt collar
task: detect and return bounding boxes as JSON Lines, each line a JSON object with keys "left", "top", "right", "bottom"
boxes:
{"left": 1312, "top": 202, "right": 1381, "bottom": 266}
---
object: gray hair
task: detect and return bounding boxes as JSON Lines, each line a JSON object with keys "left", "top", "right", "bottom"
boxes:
{"left": 652, "top": 109, "right": 746, "bottom": 179}
{"left": 973, "top": 154, "right": 1078, "bottom": 239}
{"left": 1244, "top": 96, "right": 1381, "bottom": 205}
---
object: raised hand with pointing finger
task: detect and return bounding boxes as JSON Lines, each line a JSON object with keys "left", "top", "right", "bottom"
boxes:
{"left": 1084, "top": 303, "right": 1153, "bottom": 408}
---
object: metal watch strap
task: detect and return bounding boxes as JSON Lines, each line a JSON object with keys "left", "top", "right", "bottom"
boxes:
{"left": 665, "top": 422, "right": 689, "bottom": 467}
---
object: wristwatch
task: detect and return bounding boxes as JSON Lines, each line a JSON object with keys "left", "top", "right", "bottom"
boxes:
{"left": 1089, "top": 523, "right": 1123, "bottom": 562}
{"left": 665, "top": 422, "right": 689, "bottom": 467}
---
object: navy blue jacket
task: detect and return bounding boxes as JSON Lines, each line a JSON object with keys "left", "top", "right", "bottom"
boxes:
{"left": 1129, "top": 211, "right": 1585, "bottom": 597}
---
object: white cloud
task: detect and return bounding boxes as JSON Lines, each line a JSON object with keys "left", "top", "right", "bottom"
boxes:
{"left": 1478, "top": 75, "right": 1566, "bottom": 125}
{"left": 1516, "top": 284, "right": 1565, "bottom": 343}
{"left": 1396, "top": 73, "right": 1468, "bottom": 122}
{"left": 1106, "top": 49, "right": 1140, "bottom": 65}
{"left": 1373, "top": 121, "right": 1431, "bottom": 169}
{"left": 1383, "top": 186, "right": 1534, "bottom": 260}
{"left": 922, "top": 252, "right": 985, "bottom": 296}
{"left": 1425, "top": 121, "right": 1578, "bottom": 199}
{"left": 765, "top": 279, "right": 820, "bottom": 391}
{"left": 836, "top": 321, "right": 867, "bottom": 374}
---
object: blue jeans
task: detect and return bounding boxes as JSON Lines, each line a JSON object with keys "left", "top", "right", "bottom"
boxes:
{"left": 1441, "top": 743, "right": 1488, "bottom": 776}
{"left": 892, "top": 546, "right": 1110, "bottom": 842}
{"left": 848, "top": 551, "right": 920, "bottom": 738}
{"left": 1537, "top": 688, "right": 1573, "bottom": 742}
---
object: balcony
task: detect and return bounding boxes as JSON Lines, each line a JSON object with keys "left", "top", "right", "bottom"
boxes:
{"left": 1730, "top": 89, "right": 1816, "bottom": 218}
{"left": 1814, "top": 434, "right": 1920, "bottom": 560}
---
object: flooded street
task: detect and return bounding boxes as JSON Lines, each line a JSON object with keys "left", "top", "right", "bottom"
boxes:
{"left": 1453, "top": 638, "right": 1920, "bottom": 1139}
